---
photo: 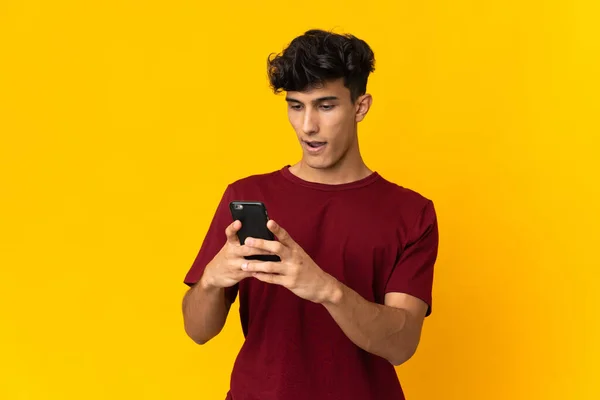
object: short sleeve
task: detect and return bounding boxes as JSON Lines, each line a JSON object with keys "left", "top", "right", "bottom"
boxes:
{"left": 385, "top": 200, "right": 439, "bottom": 317}
{"left": 183, "top": 184, "right": 238, "bottom": 304}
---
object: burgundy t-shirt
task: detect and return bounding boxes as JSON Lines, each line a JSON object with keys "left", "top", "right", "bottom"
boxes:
{"left": 184, "top": 166, "right": 438, "bottom": 400}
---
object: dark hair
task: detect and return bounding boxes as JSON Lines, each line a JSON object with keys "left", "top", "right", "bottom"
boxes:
{"left": 267, "top": 29, "right": 375, "bottom": 103}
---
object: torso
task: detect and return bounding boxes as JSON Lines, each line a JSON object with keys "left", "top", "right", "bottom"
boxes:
{"left": 220, "top": 166, "right": 432, "bottom": 400}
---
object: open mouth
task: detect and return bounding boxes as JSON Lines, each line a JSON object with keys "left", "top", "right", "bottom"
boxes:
{"left": 304, "top": 141, "right": 327, "bottom": 149}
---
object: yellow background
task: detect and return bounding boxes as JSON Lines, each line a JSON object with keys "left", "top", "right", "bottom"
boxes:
{"left": 1, "top": 1, "right": 598, "bottom": 399}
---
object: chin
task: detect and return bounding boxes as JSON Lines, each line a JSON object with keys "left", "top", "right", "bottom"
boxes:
{"left": 301, "top": 145, "right": 347, "bottom": 170}
{"left": 304, "top": 157, "right": 337, "bottom": 170}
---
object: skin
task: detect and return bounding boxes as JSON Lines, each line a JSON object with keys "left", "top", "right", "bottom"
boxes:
{"left": 182, "top": 78, "right": 429, "bottom": 366}
{"left": 284, "top": 78, "right": 373, "bottom": 184}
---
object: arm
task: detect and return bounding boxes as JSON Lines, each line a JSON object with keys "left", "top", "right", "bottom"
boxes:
{"left": 321, "top": 279, "right": 428, "bottom": 365}
{"left": 321, "top": 200, "right": 437, "bottom": 364}
{"left": 242, "top": 216, "right": 436, "bottom": 365}
{"left": 182, "top": 219, "right": 272, "bottom": 344}
{"left": 182, "top": 273, "right": 232, "bottom": 345}
{"left": 182, "top": 184, "right": 250, "bottom": 345}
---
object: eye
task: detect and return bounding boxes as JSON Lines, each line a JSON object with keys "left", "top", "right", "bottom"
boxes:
{"left": 320, "top": 104, "right": 335, "bottom": 111}
{"left": 289, "top": 104, "right": 303, "bottom": 111}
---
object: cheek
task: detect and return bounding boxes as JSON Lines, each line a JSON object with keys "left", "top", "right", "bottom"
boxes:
{"left": 326, "top": 114, "right": 354, "bottom": 143}
{"left": 321, "top": 114, "right": 341, "bottom": 132}
{"left": 287, "top": 113, "right": 302, "bottom": 133}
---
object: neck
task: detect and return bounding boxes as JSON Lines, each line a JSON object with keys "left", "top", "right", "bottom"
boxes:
{"left": 289, "top": 142, "right": 373, "bottom": 185}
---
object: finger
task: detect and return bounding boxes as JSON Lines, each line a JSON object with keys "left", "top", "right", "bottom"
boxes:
{"left": 236, "top": 270, "right": 255, "bottom": 280}
{"left": 225, "top": 220, "right": 242, "bottom": 244}
{"left": 244, "top": 237, "right": 285, "bottom": 255}
{"left": 241, "top": 261, "right": 285, "bottom": 274}
{"left": 267, "top": 220, "right": 295, "bottom": 247}
{"left": 234, "top": 245, "right": 274, "bottom": 257}
{"left": 250, "top": 271, "right": 284, "bottom": 285}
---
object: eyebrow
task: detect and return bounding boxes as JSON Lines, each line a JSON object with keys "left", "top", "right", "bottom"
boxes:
{"left": 285, "top": 96, "right": 339, "bottom": 104}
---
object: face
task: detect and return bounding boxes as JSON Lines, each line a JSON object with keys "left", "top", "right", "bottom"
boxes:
{"left": 285, "top": 78, "right": 372, "bottom": 170}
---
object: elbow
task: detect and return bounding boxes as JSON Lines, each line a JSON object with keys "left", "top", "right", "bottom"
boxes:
{"left": 388, "top": 345, "right": 418, "bottom": 366}
{"left": 185, "top": 329, "right": 212, "bottom": 345}
{"left": 183, "top": 321, "right": 213, "bottom": 345}
{"left": 388, "top": 356, "right": 407, "bottom": 367}
{"left": 191, "top": 337, "right": 209, "bottom": 345}
{"left": 389, "top": 357, "right": 408, "bottom": 367}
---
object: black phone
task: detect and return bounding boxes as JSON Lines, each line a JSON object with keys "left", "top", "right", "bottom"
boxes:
{"left": 229, "top": 201, "right": 281, "bottom": 262}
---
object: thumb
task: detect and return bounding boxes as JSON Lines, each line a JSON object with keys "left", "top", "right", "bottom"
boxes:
{"left": 225, "top": 220, "right": 242, "bottom": 244}
{"left": 267, "top": 220, "right": 294, "bottom": 246}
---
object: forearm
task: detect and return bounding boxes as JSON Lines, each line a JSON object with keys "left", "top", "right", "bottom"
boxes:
{"left": 321, "top": 278, "right": 419, "bottom": 366}
{"left": 182, "top": 273, "right": 230, "bottom": 345}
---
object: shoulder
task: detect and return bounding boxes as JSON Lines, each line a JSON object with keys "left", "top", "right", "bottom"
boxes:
{"left": 226, "top": 168, "right": 283, "bottom": 193}
{"left": 374, "top": 176, "right": 438, "bottom": 248}
{"left": 376, "top": 175, "right": 434, "bottom": 212}
{"left": 372, "top": 175, "right": 437, "bottom": 237}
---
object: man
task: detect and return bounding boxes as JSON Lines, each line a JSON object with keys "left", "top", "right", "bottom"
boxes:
{"left": 182, "top": 29, "right": 439, "bottom": 400}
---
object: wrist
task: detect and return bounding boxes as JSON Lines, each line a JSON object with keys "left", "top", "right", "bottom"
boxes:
{"left": 199, "top": 268, "right": 217, "bottom": 292}
{"left": 321, "top": 274, "right": 344, "bottom": 305}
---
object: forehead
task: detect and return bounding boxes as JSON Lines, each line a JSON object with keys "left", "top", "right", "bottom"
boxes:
{"left": 286, "top": 78, "right": 350, "bottom": 102}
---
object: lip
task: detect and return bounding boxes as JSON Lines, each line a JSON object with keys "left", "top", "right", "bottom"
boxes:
{"left": 302, "top": 140, "right": 327, "bottom": 155}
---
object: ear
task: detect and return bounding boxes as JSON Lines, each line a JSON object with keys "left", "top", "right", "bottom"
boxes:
{"left": 355, "top": 94, "right": 373, "bottom": 122}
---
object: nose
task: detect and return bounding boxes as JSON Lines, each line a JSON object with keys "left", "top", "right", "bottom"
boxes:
{"left": 302, "top": 108, "right": 319, "bottom": 135}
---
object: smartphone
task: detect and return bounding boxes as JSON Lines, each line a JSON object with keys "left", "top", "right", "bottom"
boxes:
{"left": 229, "top": 201, "right": 281, "bottom": 262}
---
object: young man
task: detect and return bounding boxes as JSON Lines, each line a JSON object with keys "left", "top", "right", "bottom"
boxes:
{"left": 182, "top": 29, "right": 439, "bottom": 400}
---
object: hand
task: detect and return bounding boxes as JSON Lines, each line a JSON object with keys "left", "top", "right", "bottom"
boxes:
{"left": 241, "top": 220, "right": 339, "bottom": 304}
{"left": 201, "top": 220, "right": 276, "bottom": 290}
